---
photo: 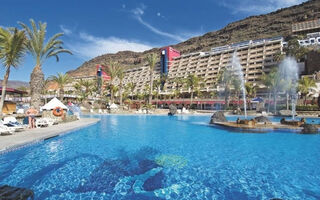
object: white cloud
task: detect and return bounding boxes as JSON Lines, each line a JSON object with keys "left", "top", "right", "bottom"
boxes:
{"left": 222, "top": 0, "right": 308, "bottom": 14}
{"left": 68, "top": 32, "right": 153, "bottom": 59}
{"left": 59, "top": 25, "right": 72, "bottom": 35}
{"left": 131, "top": 5, "right": 187, "bottom": 42}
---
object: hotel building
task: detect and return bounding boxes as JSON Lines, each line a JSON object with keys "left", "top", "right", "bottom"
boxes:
{"left": 119, "top": 36, "right": 284, "bottom": 95}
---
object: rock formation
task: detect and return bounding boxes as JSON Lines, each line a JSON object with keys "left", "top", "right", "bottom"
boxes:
{"left": 210, "top": 111, "right": 227, "bottom": 124}
{"left": 254, "top": 116, "right": 271, "bottom": 123}
{"left": 168, "top": 105, "right": 177, "bottom": 116}
{"left": 301, "top": 124, "right": 319, "bottom": 134}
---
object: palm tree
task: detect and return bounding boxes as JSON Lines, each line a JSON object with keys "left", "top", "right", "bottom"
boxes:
{"left": 245, "top": 82, "right": 256, "bottom": 110}
{"left": 19, "top": 19, "right": 72, "bottom": 109}
{"left": 185, "top": 74, "right": 202, "bottom": 105}
{"left": 232, "top": 77, "right": 242, "bottom": 106}
{"left": 0, "top": 27, "right": 27, "bottom": 115}
{"left": 245, "top": 82, "right": 256, "bottom": 99}
{"left": 146, "top": 53, "right": 158, "bottom": 104}
{"left": 117, "top": 66, "right": 125, "bottom": 105}
{"left": 48, "top": 73, "right": 73, "bottom": 101}
{"left": 298, "top": 77, "right": 316, "bottom": 105}
{"left": 126, "top": 82, "right": 136, "bottom": 100}
{"left": 218, "top": 68, "right": 233, "bottom": 108}
{"left": 284, "top": 38, "right": 308, "bottom": 61}
{"left": 173, "top": 77, "right": 184, "bottom": 99}
{"left": 106, "top": 61, "right": 119, "bottom": 103}
{"left": 261, "top": 68, "right": 280, "bottom": 113}
{"left": 153, "top": 78, "right": 162, "bottom": 107}
{"left": 75, "top": 79, "right": 94, "bottom": 102}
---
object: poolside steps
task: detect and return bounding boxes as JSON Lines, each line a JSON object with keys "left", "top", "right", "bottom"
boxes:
{"left": 0, "top": 185, "right": 34, "bottom": 200}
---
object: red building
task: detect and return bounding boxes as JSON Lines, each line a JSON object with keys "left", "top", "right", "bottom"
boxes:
{"left": 160, "top": 47, "right": 180, "bottom": 75}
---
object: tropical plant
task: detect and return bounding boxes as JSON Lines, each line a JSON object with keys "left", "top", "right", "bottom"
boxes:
{"left": 245, "top": 82, "right": 256, "bottom": 110}
{"left": 284, "top": 38, "right": 308, "bottom": 61}
{"left": 48, "top": 73, "right": 73, "bottom": 100}
{"left": 0, "top": 27, "right": 27, "bottom": 115}
{"left": 19, "top": 19, "right": 72, "bottom": 109}
{"left": 245, "top": 82, "right": 256, "bottom": 99}
{"left": 218, "top": 68, "right": 233, "bottom": 108}
{"left": 185, "top": 74, "right": 202, "bottom": 105}
{"left": 74, "top": 79, "right": 94, "bottom": 102}
{"left": 153, "top": 78, "right": 162, "bottom": 107}
{"left": 261, "top": 68, "right": 281, "bottom": 113}
{"left": 16, "top": 86, "right": 28, "bottom": 95}
{"left": 145, "top": 53, "right": 158, "bottom": 104}
{"left": 117, "top": 66, "right": 125, "bottom": 105}
{"left": 106, "top": 61, "right": 119, "bottom": 103}
{"left": 298, "top": 76, "right": 316, "bottom": 105}
{"left": 143, "top": 84, "right": 150, "bottom": 103}
{"left": 126, "top": 82, "right": 136, "bottom": 100}
{"left": 173, "top": 77, "right": 184, "bottom": 99}
{"left": 231, "top": 77, "right": 242, "bottom": 105}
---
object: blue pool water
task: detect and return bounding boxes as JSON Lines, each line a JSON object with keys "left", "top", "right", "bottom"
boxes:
{"left": 0, "top": 115, "right": 320, "bottom": 199}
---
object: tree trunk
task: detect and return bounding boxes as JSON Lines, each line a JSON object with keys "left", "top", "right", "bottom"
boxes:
{"left": 119, "top": 81, "right": 123, "bottom": 106}
{"left": 267, "top": 91, "right": 271, "bottom": 113}
{"left": 238, "top": 92, "right": 241, "bottom": 110}
{"left": 304, "top": 95, "right": 307, "bottom": 106}
{"left": 286, "top": 92, "right": 289, "bottom": 110}
{"left": 59, "top": 88, "right": 64, "bottom": 101}
{"left": 224, "top": 87, "right": 230, "bottom": 109}
{"left": 190, "top": 90, "right": 194, "bottom": 106}
{"left": 30, "top": 65, "right": 45, "bottom": 110}
{"left": 149, "top": 71, "right": 154, "bottom": 105}
{"left": 273, "top": 90, "right": 277, "bottom": 114}
{"left": 0, "top": 67, "right": 11, "bottom": 116}
{"left": 110, "top": 85, "right": 114, "bottom": 104}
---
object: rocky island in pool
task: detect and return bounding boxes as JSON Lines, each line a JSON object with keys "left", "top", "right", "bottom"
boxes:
{"left": 210, "top": 111, "right": 319, "bottom": 134}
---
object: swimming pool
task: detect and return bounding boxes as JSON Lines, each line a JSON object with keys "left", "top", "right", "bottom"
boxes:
{"left": 0, "top": 115, "right": 319, "bottom": 199}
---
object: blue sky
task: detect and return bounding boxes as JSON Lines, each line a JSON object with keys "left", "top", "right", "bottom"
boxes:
{"left": 0, "top": 0, "right": 307, "bottom": 82}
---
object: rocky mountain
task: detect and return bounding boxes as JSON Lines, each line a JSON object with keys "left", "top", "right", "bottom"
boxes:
{"left": 67, "top": 0, "right": 320, "bottom": 77}
{"left": 0, "top": 80, "right": 29, "bottom": 89}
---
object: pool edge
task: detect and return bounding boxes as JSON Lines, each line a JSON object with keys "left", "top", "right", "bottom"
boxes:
{"left": 0, "top": 118, "right": 100, "bottom": 154}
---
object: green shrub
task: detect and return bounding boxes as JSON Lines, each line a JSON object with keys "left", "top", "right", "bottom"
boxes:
{"left": 295, "top": 105, "right": 319, "bottom": 111}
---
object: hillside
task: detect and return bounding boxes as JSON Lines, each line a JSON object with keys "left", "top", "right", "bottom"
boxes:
{"left": 67, "top": 0, "right": 320, "bottom": 77}
{"left": 0, "top": 80, "right": 29, "bottom": 89}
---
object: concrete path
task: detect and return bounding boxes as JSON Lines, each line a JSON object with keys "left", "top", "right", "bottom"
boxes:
{"left": 0, "top": 118, "right": 100, "bottom": 153}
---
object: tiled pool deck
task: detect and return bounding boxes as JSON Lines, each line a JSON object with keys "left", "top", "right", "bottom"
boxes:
{"left": 0, "top": 118, "right": 100, "bottom": 153}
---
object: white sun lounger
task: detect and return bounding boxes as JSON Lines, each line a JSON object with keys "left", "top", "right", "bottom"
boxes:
{"left": 36, "top": 118, "right": 58, "bottom": 128}
{"left": 3, "top": 116, "right": 27, "bottom": 130}
{"left": 0, "top": 121, "right": 17, "bottom": 133}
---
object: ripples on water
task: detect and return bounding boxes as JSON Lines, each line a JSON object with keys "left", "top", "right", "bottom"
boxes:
{"left": 0, "top": 115, "right": 319, "bottom": 199}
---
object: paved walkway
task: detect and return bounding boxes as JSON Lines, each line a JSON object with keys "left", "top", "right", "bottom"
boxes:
{"left": 0, "top": 118, "right": 100, "bottom": 153}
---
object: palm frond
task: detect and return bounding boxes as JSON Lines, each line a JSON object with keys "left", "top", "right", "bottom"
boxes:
{"left": 0, "top": 27, "right": 27, "bottom": 69}
{"left": 19, "top": 19, "right": 72, "bottom": 66}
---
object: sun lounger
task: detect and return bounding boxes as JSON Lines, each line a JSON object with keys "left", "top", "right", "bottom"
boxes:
{"left": 0, "top": 121, "right": 16, "bottom": 133}
{"left": 35, "top": 118, "right": 49, "bottom": 128}
{"left": 0, "top": 125, "right": 13, "bottom": 135}
{"left": 3, "top": 117, "right": 27, "bottom": 130}
{"left": 35, "top": 118, "right": 58, "bottom": 128}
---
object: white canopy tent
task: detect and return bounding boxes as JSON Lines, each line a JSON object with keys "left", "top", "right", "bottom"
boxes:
{"left": 42, "top": 97, "right": 68, "bottom": 110}
{"left": 110, "top": 103, "right": 119, "bottom": 109}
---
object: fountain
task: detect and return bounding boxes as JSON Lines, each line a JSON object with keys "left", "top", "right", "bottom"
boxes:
{"left": 278, "top": 57, "right": 299, "bottom": 120}
{"left": 231, "top": 52, "right": 247, "bottom": 119}
{"left": 209, "top": 56, "right": 319, "bottom": 134}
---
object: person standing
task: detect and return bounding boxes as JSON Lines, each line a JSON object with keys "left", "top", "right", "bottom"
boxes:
{"left": 26, "top": 107, "right": 38, "bottom": 128}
